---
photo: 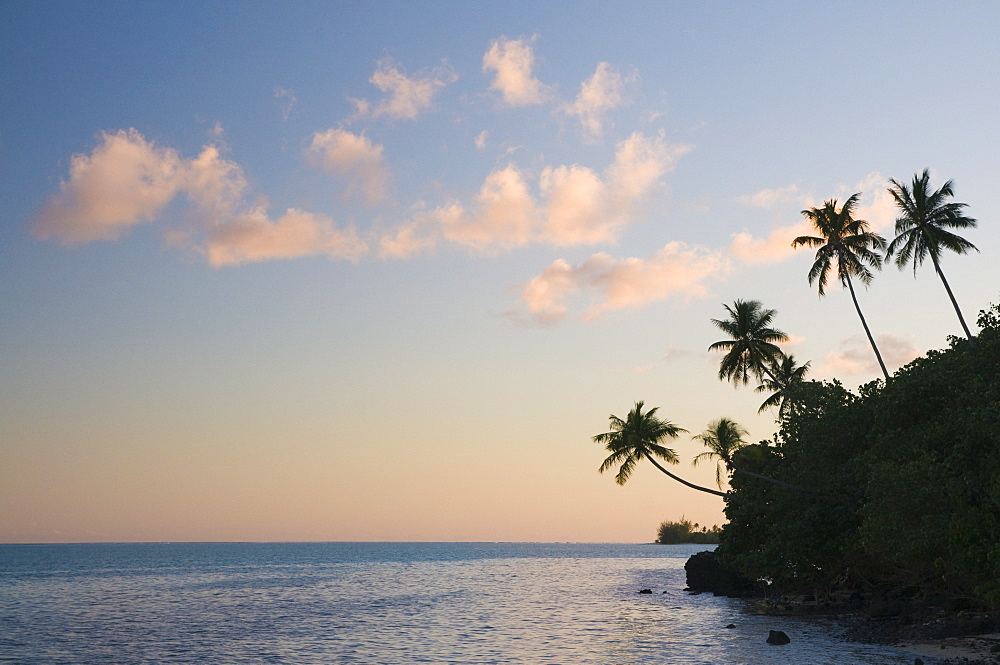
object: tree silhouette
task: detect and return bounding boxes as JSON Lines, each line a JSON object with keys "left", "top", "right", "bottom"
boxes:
{"left": 793, "top": 194, "right": 890, "bottom": 381}
{"left": 887, "top": 169, "right": 979, "bottom": 344}
{"left": 708, "top": 299, "right": 788, "bottom": 388}
{"left": 594, "top": 401, "right": 725, "bottom": 497}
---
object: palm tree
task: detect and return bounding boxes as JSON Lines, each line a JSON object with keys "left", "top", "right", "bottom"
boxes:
{"left": 886, "top": 169, "right": 979, "bottom": 343}
{"left": 692, "top": 418, "right": 749, "bottom": 488}
{"left": 708, "top": 299, "right": 788, "bottom": 388}
{"left": 594, "top": 401, "right": 726, "bottom": 498}
{"left": 691, "top": 418, "right": 810, "bottom": 492}
{"left": 755, "top": 353, "right": 811, "bottom": 418}
{"left": 793, "top": 194, "right": 890, "bottom": 381}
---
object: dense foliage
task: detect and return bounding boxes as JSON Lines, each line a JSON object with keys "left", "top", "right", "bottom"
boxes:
{"left": 717, "top": 302, "right": 1000, "bottom": 606}
{"left": 656, "top": 518, "right": 721, "bottom": 544}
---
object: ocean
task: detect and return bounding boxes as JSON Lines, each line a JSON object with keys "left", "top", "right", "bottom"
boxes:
{"left": 0, "top": 542, "right": 922, "bottom": 664}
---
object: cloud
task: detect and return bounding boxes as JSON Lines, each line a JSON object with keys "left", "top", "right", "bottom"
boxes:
{"left": 729, "top": 175, "right": 896, "bottom": 266}
{"left": 482, "top": 36, "right": 549, "bottom": 107}
{"left": 563, "top": 62, "right": 627, "bottom": 140}
{"left": 274, "top": 87, "right": 297, "bottom": 121}
{"left": 384, "top": 131, "right": 686, "bottom": 256}
{"left": 817, "top": 333, "right": 921, "bottom": 377}
{"left": 438, "top": 166, "right": 540, "bottom": 252}
{"left": 474, "top": 131, "right": 488, "bottom": 150}
{"left": 729, "top": 221, "right": 812, "bottom": 266}
{"left": 354, "top": 58, "right": 457, "bottom": 120}
{"left": 848, "top": 172, "right": 896, "bottom": 234}
{"left": 205, "top": 208, "right": 367, "bottom": 266}
{"left": 31, "top": 129, "right": 246, "bottom": 244}
{"left": 737, "top": 184, "right": 800, "bottom": 208}
{"left": 33, "top": 128, "right": 368, "bottom": 266}
{"left": 511, "top": 241, "right": 730, "bottom": 324}
{"left": 306, "top": 128, "right": 391, "bottom": 206}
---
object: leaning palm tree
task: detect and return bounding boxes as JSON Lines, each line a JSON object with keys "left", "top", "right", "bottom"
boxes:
{"left": 793, "top": 194, "right": 890, "bottom": 381}
{"left": 692, "top": 418, "right": 749, "bottom": 488}
{"left": 691, "top": 418, "right": 810, "bottom": 492}
{"left": 886, "top": 169, "right": 979, "bottom": 343}
{"left": 594, "top": 401, "right": 725, "bottom": 498}
{"left": 756, "top": 353, "right": 811, "bottom": 418}
{"left": 708, "top": 299, "right": 788, "bottom": 388}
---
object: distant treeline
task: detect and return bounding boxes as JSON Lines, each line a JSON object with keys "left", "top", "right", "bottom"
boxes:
{"left": 656, "top": 517, "right": 721, "bottom": 544}
{"left": 718, "top": 302, "right": 1000, "bottom": 606}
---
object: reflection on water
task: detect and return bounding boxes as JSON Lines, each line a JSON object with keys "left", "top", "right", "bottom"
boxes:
{"left": 0, "top": 543, "right": 919, "bottom": 664}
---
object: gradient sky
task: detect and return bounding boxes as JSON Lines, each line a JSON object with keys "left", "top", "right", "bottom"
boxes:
{"left": 3, "top": 2, "right": 999, "bottom": 543}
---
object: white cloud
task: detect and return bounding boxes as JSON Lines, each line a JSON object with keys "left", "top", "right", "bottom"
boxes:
{"left": 306, "top": 128, "right": 391, "bottom": 206}
{"left": 206, "top": 208, "right": 367, "bottom": 266}
{"left": 563, "top": 62, "right": 627, "bottom": 140}
{"left": 816, "top": 333, "right": 921, "bottom": 377}
{"left": 482, "top": 36, "right": 549, "bottom": 107}
{"left": 511, "top": 241, "right": 730, "bottom": 324}
{"left": 474, "top": 131, "right": 489, "bottom": 150}
{"left": 274, "top": 87, "right": 297, "bottom": 121}
{"left": 354, "top": 58, "right": 457, "bottom": 121}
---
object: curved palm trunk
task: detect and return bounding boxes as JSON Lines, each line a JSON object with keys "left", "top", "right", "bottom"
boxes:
{"left": 731, "top": 466, "right": 813, "bottom": 493}
{"left": 931, "top": 253, "right": 976, "bottom": 345}
{"left": 844, "top": 274, "right": 890, "bottom": 381}
{"left": 642, "top": 452, "right": 727, "bottom": 498}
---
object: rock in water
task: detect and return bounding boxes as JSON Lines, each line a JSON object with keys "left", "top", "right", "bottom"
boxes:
{"left": 766, "top": 630, "right": 790, "bottom": 645}
{"left": 638, "top": 589, "right": 652, "bottom": 594}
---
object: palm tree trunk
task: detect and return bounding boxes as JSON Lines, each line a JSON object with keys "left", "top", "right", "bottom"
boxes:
{"left": 845, "top": 274, "right": 890, "bottom": 381}
{"left": 642, "top": 452, "right": 727, "bottom": 498}
{"left": 731, "top": 466, "right": 813, "bottom": 492}
{"left": 931, "top": 253, "right": 976, "bottom": 345}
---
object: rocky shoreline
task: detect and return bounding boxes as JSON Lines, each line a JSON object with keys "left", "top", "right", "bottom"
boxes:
{"left": 685, "top": 551, "right": 1000, "bottom": 664}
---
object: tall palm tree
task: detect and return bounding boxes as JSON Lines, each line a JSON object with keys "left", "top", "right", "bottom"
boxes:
{"left": 692, "top": 418, "right": 749, "bottom": 488}
{"left": 793, "top": 194, "right": 890, "bottom": 382}
{"left": 708, "top": 299, "right": 788, "bottom": 388}
{"left": 594, "top": 401, "right": 726, "bottom": 498}
{"left": 756, "top": 354, "right": 811, "bottom": 418}
{"left": 691, "top": 417, "right": 810, "bottom": 492}
{"left": 886, "top": 169, "right": 979, "bottom": 343}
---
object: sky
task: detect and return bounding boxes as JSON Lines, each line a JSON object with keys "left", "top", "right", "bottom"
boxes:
{"left": 2, "top": 1, "right": 999, "bottom": 543}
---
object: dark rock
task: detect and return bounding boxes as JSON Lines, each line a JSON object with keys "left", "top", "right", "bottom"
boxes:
{"left": 684, "top": 550, "right": 756, "bottom": 597}
{"left": 766, "top": 630, "right": 790, "bottom": 645}
{"left": 638, "top": 588, "right": 652, "bottom": 594}
{"left": 725, "top": 624, "right": 736, "bottom": 629}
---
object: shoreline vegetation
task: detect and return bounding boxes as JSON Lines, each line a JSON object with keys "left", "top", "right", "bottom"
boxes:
{"left": 655, "top": 518, "right": 721, "bottom": 545}
{"left": 593, "top": 175, "right": 999, "bottom": 663}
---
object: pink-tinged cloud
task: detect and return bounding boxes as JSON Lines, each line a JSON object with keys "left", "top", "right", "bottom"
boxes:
{"left": 34, "top": 128, "right": 368, "bottom": 266}
{"left": 206, "top": 208, "right": 367, "bottom": 266}
{"left": 32, "top": 129, "right": 185, "bottom": 243}
{"left": 729, "top": 221, "right": 812, "bottom": 266}
{"left": 482, "top": 36, "right": 549, "bottom": 107}
{"left": 563, "top": 62, "right": 626, "bottom": 140}
{"left": 357, "top": 58, "right": 457, "bottom": 121}
{"left": 737, "top": 184, "right": 801, "bottom": 208}
{"left": 816, "top": 333, "right": 921, "bottom": 377}
{"left": 511, "top": 241, "right": 729, "bottom": 324}
{"left": 385, "top": 131, "right": 686, "bottom": 255}
{"left": 730, "top": 174, "right": 896, "bottom": 266}
{"left": 307, "top": 128, "right": 390, "bottom": 206}
{"left": 439, "top": 166, "right": 540, "bottom": 252}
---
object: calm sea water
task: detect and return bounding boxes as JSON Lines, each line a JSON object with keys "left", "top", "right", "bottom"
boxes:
{"left": 0, "top": 542, "right": 923, "bottom": 664}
